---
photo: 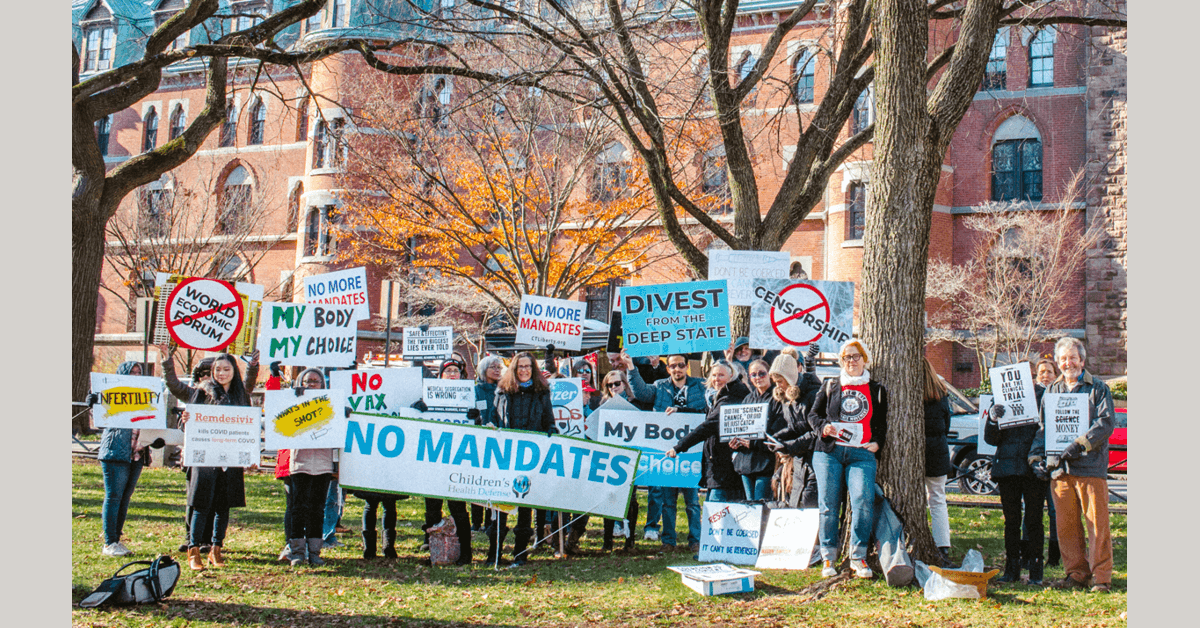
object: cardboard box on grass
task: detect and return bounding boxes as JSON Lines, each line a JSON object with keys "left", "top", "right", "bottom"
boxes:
{"left": 667, "top": 564, "right": 761, "bottom": 596}
{"left": 928, "top": 566, "right": 1001, "bottom": 598}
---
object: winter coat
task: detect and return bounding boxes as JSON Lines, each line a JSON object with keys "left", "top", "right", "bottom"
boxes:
{"left": 795, "top": 371, "right": 823, "bottom": 417}
{"left": 924, "top": 396, "right": 954, "bottom": 477}
{"left": 807, "top": 377, "right": 889, "bottom": 455}
{"left": 732, "top": 386, "right": 787, "bottom": 477}
{"left": 1029, "top": 372, "right": 1115, "bottom": 479}
{"left": 626, "top": 368, "right": 708, "bottom": 414}
{"left": 475, "top": 380, "right": 498, "bottom": 426}
{"left": 162, "top": 357, "right": 258, "bottom": 403}
{"left": 98, "top": 361, "right": 151, "bottom": 465}
{"left": 673, "top": 380, "right": 750, "bottom": 491}
{"left": 289, "top": 448, "right": 336, "bottom": 476}
{"left": 982, "top": 384, "right": 1045, "bottom": 479}
{"left": 185, "top": 381, "right": 247, "bottom": 510}
{"left": 493, "top": 386, "right": 556, "bottom": 434}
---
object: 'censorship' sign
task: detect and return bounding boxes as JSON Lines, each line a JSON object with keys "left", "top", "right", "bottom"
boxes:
{"left": 749, "top": 279, "right": 854, "bottom": 352}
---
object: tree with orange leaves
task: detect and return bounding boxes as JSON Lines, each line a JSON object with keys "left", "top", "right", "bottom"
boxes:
{"left": 334, "top": 75, "right": 666, "bottom": 327}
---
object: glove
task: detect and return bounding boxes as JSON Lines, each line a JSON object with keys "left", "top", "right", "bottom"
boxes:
{"left": 1050, "top": 466, "right": 1066, "bottom": 481}
{"left": 1060, "top": 440, "right": 1085, "bottom": 461}
{"left": 412, "top": 399, "right": 429, "bottom": 412}
{"left": 150, "top": 438, "right": 166, "bottom": 449}
{"left": 85, "top": 392, "right": 99, "bottom": 407}
{"left": 1031, "top": 459, "right": 1049, "bottom": 481}
{"left": 467, "top": 408, "right": 481, "bottom": 424}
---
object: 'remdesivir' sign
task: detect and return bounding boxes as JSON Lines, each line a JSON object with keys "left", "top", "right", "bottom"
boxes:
{"left": 515, "top": 295, "right": 586, "bottom": 352}
{"left": 619, "top": 280, "right": 730, "bottom": 357}
{"left": 594, "top": 409, "right": 704, "bottom": 488}
{"left": 749, "top": 279, "right": 854, "bottom": 352}
{"left": 339, "top": 414, "right": 639, "bottom": 518}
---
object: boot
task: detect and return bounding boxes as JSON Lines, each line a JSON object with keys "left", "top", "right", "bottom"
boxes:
{"left": 187, "top": 547, "right": 204, "bottom": 571}
{"left": 1027, "top": 555, "right": 1045, "bottom": 585}
{"left": 306, "top": 538, "right": 325, "bottom": 566}
{"left": 362, "top": 530, "right": 377, "bottom": 560}
{"left": 995, "top": 560, "right": 1022, "bottom": 584}
{"left": 287, "top": 539, "right": 307, "bottom": 567}
{"left": 486, "top": 524, "right": 508, "bottom": 565}
{"left": 208, "top": 545, "right": 226, "bottom": 568}
{"left": 383, "top": 530, "right": 398, "bottom": 559}
{"left": 1047, "top": 538, "right": 1061, "bottom": 567}
{"left": 566, "top": 527, "right": 582, "bottom": 556}
{"left": 511, "top": 527, "right": 534, "bottom": 566}
{"left": 937, "top": 546, "right": 953, "bottom": 568}
{"left": 278, "top": 543, "right": 292, "bottom": 562}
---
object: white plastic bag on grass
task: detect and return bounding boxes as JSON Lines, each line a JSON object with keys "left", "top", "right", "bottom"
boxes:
{"left": 915, "top": 558, "right": 982, "bottom": 601}
{"left": 961, "top": 549, "right": 984, "bottom": 573}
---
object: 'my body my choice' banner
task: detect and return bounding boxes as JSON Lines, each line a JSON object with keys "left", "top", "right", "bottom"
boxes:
{"left": 340, "top": 414, "right": 639, "bottom": 519}
{"left": 595, "top": 409, "right": 703, "bottom": 488}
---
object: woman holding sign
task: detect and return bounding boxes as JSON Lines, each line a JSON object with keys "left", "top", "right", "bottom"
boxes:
{"left": 598, "top": 370, "right": 640, "bottom": 553}
{"left": 180, "top": 354, "right": 252, "bottom": 571}
{"left": 96, "top": 361, "right": 152, "bottom": 557}
{"left": 664, "top": 361, "right": 749, "bottom": 503}
{"left": 412, "top": 357, "right": 474, "bottom": 566}
{"left": 729, "top": 359, "right": 787, "bottom": 501}
{"left": 488, "top": 352, "right": 556, "bottom": 567}
{"left": 807, "top": 339, "right": 888, "bottom": 580}
{"left": 282, "top": 368, "right": 338, "bottom": 567}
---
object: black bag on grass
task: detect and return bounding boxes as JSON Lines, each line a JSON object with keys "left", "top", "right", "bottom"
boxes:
{"left": 79, "top": 555, "right": 181, "bottom": 608}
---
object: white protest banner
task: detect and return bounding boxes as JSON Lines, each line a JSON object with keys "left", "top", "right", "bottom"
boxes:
{"left": 398, "top": 407, "right": 475, "bottom": 426}
{"left": 988, "top": 363, "right": 1039, "bottom": 427}
{"left": 302, "top": 267, "right": 370, "bottom": 321}
{"left": 515, "top": 295, "right": 586, "bottom": 352}
{"left": 708, "top": 249, "right": 791, "bottom": 307}
{"left": 403, "top": 326, "right": 454, "bottom": 360}
{"left": 89, "top": 373, "right": 169, "bottom": 429}
{"left": 339, "top": 413, "right": 639, "bottom": 518}
{"left": 976, "top": 395, "right": 997, "bottom": 456}
{"left": 263, "top": 388, "right": 348, "bottom": 450}
{"left": 183, "top": 404, "right": 261, "bottom": 468}
{"left": 1044, "top": 393, "right": 1089, "bottom": 456}
{"left": 329, "top": 367, "right": 423, "bottom": 417}
{"left": 551, "top": 378, "right": 592, "bottom": 439}
{"left": 749, "top": 279, "right": 854, "bottom": 353}
{"left": 755, "top": 508, "right": 820, "bottom": 570}
{"left": 594, "top": 409, "right": 704, "bottom": 488}
{"left": 719, "top": 403, "right": 768, "bottom": 442}
{"left": 422, "top": 379, "right": 476, "bottom": 412}
{"left": 258, "top": 302, "right": 357, "bottom": 367}
{"left": 699, "top": 501, "right": 764, "bottom": 565}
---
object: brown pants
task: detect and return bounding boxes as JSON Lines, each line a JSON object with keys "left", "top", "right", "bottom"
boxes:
{"left": 1051, "top": 474, "right": 1112, "bottom": 586}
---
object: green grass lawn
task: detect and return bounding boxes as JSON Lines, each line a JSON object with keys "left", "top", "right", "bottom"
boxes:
{"left": 71, "top": 459, "right": 1127, "bottom": 627}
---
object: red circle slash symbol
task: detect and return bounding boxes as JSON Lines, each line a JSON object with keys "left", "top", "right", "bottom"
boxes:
{"left": 768, "top": 283, "right": 831, "bottom": 347}
{"left": 165, "top": 277, "right": 245, "bottom": 351}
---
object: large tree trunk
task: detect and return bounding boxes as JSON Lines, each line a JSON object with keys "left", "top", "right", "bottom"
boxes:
{"left": 72, "top": 197, "right": 110, "bottom": 434}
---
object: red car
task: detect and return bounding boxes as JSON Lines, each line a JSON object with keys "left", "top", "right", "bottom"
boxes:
{"left": 1109, "top": 408, "right": 1127, "bottom": 473}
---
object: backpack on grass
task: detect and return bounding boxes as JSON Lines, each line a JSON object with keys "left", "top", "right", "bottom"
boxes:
{"left": 79, "top": 555, "right": 181, "bottom": 608}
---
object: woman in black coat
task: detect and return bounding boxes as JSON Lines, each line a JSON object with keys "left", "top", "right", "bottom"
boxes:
{"left": 764, "top": 354, "right": 820, "bottom": 509}
{"left": 486, "top": 352, "right": 556, "bottom": 567}
{"left": 665, "top": 361, "right": 749, "bottom": 503}
{"left": 984, "top": 382, "right": 1048, "bottom": 584}
{"left": 921, "top": 358, "right": 955, "bottom": 566}
{"left": 729, "top": 359, "right": 787, "bottom": 501}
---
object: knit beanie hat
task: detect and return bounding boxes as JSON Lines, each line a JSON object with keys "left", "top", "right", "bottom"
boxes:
{"left": 769, "top": 354, "right": 799, "bottom": 387}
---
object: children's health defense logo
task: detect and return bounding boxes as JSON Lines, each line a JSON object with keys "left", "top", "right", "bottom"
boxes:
{"left": 512, "top": 475, "right": 531, "bottom": 499}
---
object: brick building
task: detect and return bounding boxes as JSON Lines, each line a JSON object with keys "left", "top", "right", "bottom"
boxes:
{"left": 76, "top": 1, "right": 1127, "bottom": 387}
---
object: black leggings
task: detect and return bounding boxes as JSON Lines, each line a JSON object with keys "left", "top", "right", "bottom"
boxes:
{"left": 286, "top": 473, "right": 332, "bottom": 539}
{"left": 362, "top": 495, "right": 398, "bottom": 532}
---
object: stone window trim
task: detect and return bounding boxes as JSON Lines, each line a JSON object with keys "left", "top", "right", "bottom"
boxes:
{"left": 787, "top": 39, "right": 820, "bottom": 105}
{"left": 248, "top": 95, "right": 268, "bottom": 145}
{"left": 299, "top": 190, "right": 341, "bottom": 262}
{"left": 167, "top": 99, "right": 188, "bottom": 140}
{"left": 310, "top": 109, "right": 351, "bottom": 173}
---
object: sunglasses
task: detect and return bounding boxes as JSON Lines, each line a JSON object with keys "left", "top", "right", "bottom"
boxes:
{"left": 606, "top": 382, "right": 623, "bottom": 389}
{"left": 749, "top": 371, "right": 769, "bottom": 378}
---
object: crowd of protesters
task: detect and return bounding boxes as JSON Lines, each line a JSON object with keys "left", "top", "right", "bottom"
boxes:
{"left": 88, "top": 334, "right": 1116, "bottom": 592}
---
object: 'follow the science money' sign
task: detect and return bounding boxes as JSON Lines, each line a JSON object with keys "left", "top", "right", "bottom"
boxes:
{"left": 620, "top": 280, "right": 730, "bottom": 357}
{"left": 339, "top": 414, "right": 639, "bottom": 518}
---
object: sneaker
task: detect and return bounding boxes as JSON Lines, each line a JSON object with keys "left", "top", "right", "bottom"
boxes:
{"left": 1090, "top": 583, "right": 1112, "bottom": 593}
{"left": 1051, "top": 577, "right": 1088, "bottom": 590}
{"left": 851, "top": 559, "right": 873, "bottom": 579}
{"left": 612, "top": 522, "right": 626, "bottom": 538}
{"left": 821, "top": 560, "right": 838, "bottom": 578}
{"left": 644, "top": 529, "right": 660, "bottom": 542}
{"left": 111, "top": 541, "right": 132, "bottom": 556}
{"left": 101, "top": 543, "right": 120, "bottom": 557}
{"left": 323, "top": 537, "right": 344, "bottom": 549}
{"left": 420, "top": 543, "right": 430, "bottom": 551}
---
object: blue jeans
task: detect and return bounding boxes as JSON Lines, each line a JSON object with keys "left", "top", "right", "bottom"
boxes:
{"left": 322, "top": 480, "right": 343, "bottom": 542}
{"left": 649, "top": 487, "right": 700, "bottom": 546}
{"left": 706, "top": 488, "right": 741, "bottom": 503}
{"left": 101, "top": 460, "right": 144, "bottom": 545}
{"left": 189, "top": 507, "right": 229, "bottom": 547}
{"left": 813, "top": 446, "right": 877, "bottom": 561}
{"left": 644, "top": 487, "right": 662, "bottom": 531}
{"left": 741, "top": 475, "right": 772, "bottom": 501}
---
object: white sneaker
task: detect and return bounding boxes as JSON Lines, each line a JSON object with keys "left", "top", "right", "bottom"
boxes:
{"left": 613, "top": 522, "right": 627, "bottom": 538}
{"left": 821, "top": 560, "right": 838, "bottom": 578}
{"left": 644, "top": 529, "right": 660, "bottom": 542}
{"left": 851, "top": 559, "right": 873, "bottom": 579}
{"left": 101, "top": 543, "right": 120, "bottom": 556}
{"left": 112, "top": 541, "right": 133, "bottom": 556}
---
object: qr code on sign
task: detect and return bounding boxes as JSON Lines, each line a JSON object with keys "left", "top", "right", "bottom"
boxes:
{"left": 239, "top": 451, "right": 252, "bottom": 466}
{"left": 191, "top": 450, "right": 205, "bottom": 464}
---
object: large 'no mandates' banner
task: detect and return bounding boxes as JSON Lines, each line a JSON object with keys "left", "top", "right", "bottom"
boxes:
{"left": 339, "top": 414, "right": 639, "bottom": 518}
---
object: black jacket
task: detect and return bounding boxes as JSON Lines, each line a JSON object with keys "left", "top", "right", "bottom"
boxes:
{"left": 733, "top": 386, "right": 787, "bottom": 477}
{"left": 674, "top": 380, "right": 750, "bottom": 491}
{"left": 185, "top": 382, "right": 247, "bottom": 510}
{"left": 493, "top": 386, "right": 556, "bottom": 434}
{"left": 796, "top": 372, "right": 823, "bottom": 417}
{"left": 924, "top": 396, "right": 954, "bottom": 477}
{"left": 984, "top": 385, "right": 1045, "bottom": 479}
{"left": 807, "top": 377, "right": 889, "bottom": 455}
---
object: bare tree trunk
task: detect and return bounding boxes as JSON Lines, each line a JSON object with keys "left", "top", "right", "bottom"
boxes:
{"left": 729, "top": 305, "right": 751, "bottom": 342}
{"left": 73, "top": 199, "right": 110, "bottom": 434}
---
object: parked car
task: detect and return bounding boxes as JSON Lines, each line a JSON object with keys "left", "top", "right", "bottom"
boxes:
{"left": 1109, "top": 408, "right": 1127, "bottom": 473}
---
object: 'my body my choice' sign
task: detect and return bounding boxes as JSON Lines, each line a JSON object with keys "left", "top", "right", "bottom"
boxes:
{"left": 339, "top": 414, "right": 639, "bottom": 518}
{"left": 595, "top": 409, "right": 703, "bottom": 488}
{"left": 259, "top": 302, "right": 358, "bottom": 367}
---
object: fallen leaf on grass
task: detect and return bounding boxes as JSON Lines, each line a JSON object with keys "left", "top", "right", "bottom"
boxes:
{"left": 618, "top": 577, "right": 625, "bottom": 584}
{"left": 523, "top": 575, "right": 538, "bottom": 586}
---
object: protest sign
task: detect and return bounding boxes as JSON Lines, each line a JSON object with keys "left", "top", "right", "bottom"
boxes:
{"left": 698, "top": 501, "right": 764, "bottom": 565}
{"left": 329, "top": 367, "right": 423, "bottom": 417}
{"left": 667, "top": 564, "right": 762, "bottom": 596}
{"left": 551, "top": 378, "right": 593, "bottom": 439}
{"left": 620, "top": 280, "right": 730, "bottom": 357}
{"left": 302, "top": 267, "right": 370, "bottom": 321}
{"left": 258, "top": 302, "right": 357, "bottom": 367}
{"left": 594, "top": 409, "right": 703, "bottom": 488}
{"left": 263, "top": 388, "right": 348, "bottom": 450}
{"left": 1043, "top": 393, "right": 1089, "bottom": 456}
{"left": 422, "top": 379, "right": 476, "bottom": 412}
{"left": 749, "top": 279, "right": 854, "bottom": 352}
{"left": 708, "top": 250, "right": 791, "bottom": 307}
{"left": 403, "top": 326, "right": 454, "bottom": 360}
{"left": 89, "top": 373, "right": 168, "bottom": 429}
{"left": 398, "top": 407, "right": 475, "bottom": 426}
{"left": 339, "top": 413, "right": 639, "bottom": 518}
{"left": 515, "top": 295, "right": 586, "bottom": 351}
{"left": 988, "top": 363, "right": 1039, "bottom": 427}
{"left": 755, "top": 508, "right": 820, "bottom": 570}
{"left": 162, "top": 277, "right": 246, "bottom": 352}
{"left": 719, "top": 403, "right": 768, "bottom": 442}
{"left": 183, "top": 404, "right": 261, "bottom": 468}
{"left": 976, "top": 395, "right": 997, "bottom": 456}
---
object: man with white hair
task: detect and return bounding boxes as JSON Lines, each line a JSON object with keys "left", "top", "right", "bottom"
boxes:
{"left": 1028, "top": 337, "right": 1116, "bottom": 592}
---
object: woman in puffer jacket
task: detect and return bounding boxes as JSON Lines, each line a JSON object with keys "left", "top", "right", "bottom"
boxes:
{"left": 764, "top": 354, "right": 820, "bottom": 509}
{"left": 665, "top": 361, "right": 750, "bottom": 503}
{"left": 728, "top": 359, "right": 786, "bottom": 501}
{"left": 281, "top": 368, "right": 338, "bottom": 567}
{"left": 96, "top": 361, "right": 153, "bottom": 557}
